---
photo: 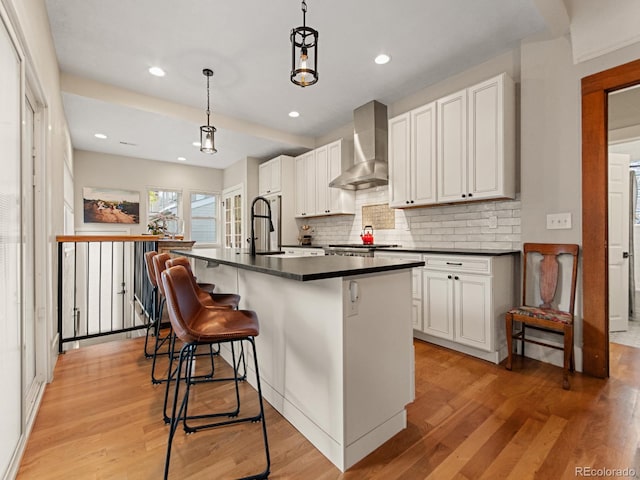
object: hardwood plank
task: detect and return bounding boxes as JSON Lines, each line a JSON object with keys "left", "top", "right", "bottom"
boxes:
{"left": 17, "top": 338, "right": 640, "bottom": 479}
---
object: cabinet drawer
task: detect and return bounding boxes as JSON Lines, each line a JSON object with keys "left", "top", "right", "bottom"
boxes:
{"left": 423, "top": 255, "right": 491, "bottom": 274}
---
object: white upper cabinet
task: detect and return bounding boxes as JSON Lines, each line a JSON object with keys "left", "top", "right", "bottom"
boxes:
{"left": 259, "top": 155, "right": 283, "bottom": 195}
{"left": 295, "top": 139, "right": 355, "bottom": 218}
{"left": 294, "top": 152, "right": 316, "bottom": 217}
{"left": 315, "top": 145, "right": 330, "bottom": 214}
{"left": 437, "top": 90, "right": 468, "bottom": 202}
{"left": 468, "top": 74, "right": 515, "bottom": 200}
{"left": 389, "top": 102, "right": 437, "bottom": 208}
{"left": 437, "top": 73, "right": 515, "bottom": 203}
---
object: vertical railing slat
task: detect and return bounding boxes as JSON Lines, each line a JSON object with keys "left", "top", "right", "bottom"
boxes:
{"left": 56, "top": 237, "right": 156, "bottom": 351}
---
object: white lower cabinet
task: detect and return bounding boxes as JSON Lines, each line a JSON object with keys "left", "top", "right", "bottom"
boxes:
{"left": 423, "top": 269, "right": 492, "bottom": 350}
{"left": 419, "top": 254, "right": 515, "bottom": 363}
{"left": 453, "top": 273, "right": 492, "bottom": 350}
{"left": 376, "top": 251, "right": 515, "bottom": 364}
{"left": 422, "top": 269, "right": 455, "bottom": 340}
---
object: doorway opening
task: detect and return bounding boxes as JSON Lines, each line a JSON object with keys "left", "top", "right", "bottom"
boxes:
{"left": 582, "top": 58, "right": 640, "bottom": 378}
{"left": 608, "top": 84, "right": 640, "bottom": 348}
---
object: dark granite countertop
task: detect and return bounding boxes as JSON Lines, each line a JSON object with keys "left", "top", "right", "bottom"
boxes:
{"left": 175, "top": 248, "right": 425, "bottom": 282}
{"left": 282, "top": 244, "right": 519, "bottom": 256}
{"left": 375, "top": 247, "right": 520, "bottom": 256}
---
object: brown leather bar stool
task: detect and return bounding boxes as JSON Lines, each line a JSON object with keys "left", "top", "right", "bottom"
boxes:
{"left": 165, "top": 256, "right": 240, "bottom": 309}
{"left": 161, "top": 265, "right": 270, "bottom": 480}
{"left": 152, "top": 253, "right": 240, "bottom": 385}
{"left": 151, "top": 253, "right": 213, "bottom": 384}
{"left": 166, "top": 255, "right": 247, "bottom": 377}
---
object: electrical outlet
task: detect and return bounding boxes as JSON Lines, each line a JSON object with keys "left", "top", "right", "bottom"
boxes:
{"left": 546, "top": 212, "right": 572, "bottom": 230}
{"left": 347, "top": 281, "right": 359, "bottom": 317}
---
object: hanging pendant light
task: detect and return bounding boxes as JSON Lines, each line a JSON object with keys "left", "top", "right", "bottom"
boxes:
{"left": 200, "top": 68, "right": 217, "bottom": 154}
{"left": 290, "top": 0, "right": 318, "bottom": 87}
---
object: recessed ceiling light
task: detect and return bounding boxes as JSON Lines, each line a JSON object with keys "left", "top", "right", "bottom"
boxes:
{"left": 177, "top": 156, "right": 187, "bottom": 161}
{"left": 148, "top": 66, "right": 166, "bottom": 77}
{"left": 289, "top": 111, "right": 300, "bottom": 118}
{"left": 192, "top": 141, "right": 201, "bottom": 147}
{"left": 374, "top": 54, "right": 391, "bottom": 65}
{"left": 94, "top": 133, "right": 107, "bottom": 139}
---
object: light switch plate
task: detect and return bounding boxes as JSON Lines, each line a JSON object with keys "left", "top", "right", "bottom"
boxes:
{"left": 546, "top": 212, "right": 572, "bottom": 230}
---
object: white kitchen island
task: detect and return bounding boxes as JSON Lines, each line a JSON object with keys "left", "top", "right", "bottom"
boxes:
{"left": 180, "top": 248, "right": 424, "bottom": 472}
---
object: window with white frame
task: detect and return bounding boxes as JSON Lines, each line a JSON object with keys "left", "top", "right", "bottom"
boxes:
{"left": 147, "top": 188, "right": 181, "bottom": 235}
{"left": 190, "top": 192, "right": 218, "bottom": 244}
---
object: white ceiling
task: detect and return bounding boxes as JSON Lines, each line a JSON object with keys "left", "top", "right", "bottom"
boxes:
{"left": 45, "top": 0, "right": 549, "bottom": 169}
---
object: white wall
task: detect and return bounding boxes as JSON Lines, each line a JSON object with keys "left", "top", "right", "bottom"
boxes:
{"left": 568, "top": 0, "right": 640, "bottom": 63}
{"left": 73, "top": 150, "right": 223, "bottom": 238}
{"left": 0, "top": 0, "right": 72, "bottom": 477}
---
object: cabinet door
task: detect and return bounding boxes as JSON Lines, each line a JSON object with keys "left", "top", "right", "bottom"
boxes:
{"left": 327, "top": 140, "right": 345, "bottom": 214}
{"left": 259, "top": 157, "right": 282, "bottom": 195}
{"left": 422, "top": 269, "right": 454, "bottom": 340}
{"left": 437, "top": 89, "right": 468, "bottom": 203}
{"left": 315, "top": 145, "right": 329, "bottom": 214}
{"left": 468, "top": 76, "right": 503, "bottom": 200}
{"left": 259, "top": 162, "right": 270, "bottom": 195}
{"left": 453, "top": 273, "right": 492, "bottom": 351}
{"left": 269, "top": 156, "right": 281, "bottom": 194}
{"left": 388, "top": 113, "right": 411, "bottom": 208}
{"left": 304, "top": 152, "right": 317, "bottom": 216}
{"left": 411, "top": 102, "right": 437, "bottom": 206}
{"left": 295, "top": 154, "right": 310, "bottom": 217}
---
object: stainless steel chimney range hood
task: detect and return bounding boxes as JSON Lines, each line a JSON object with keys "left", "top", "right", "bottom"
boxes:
{"left": 329, "top": 100, "right": 388, "bottom": 190}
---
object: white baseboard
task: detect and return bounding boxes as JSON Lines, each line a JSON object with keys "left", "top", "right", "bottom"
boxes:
{"left": 414, "top": 330, "right": 583, "bottom": 372}
{"left": 3, "top": 381, "right": 46, "bottom": 480}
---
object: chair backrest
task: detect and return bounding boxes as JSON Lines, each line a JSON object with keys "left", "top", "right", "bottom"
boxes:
{"left": 522, "top": 243, "right": 579, "bottom": 314}
{"left": 152, "top": 252, "right": 172, "bottom": 297}
{"left": 165, "top": 256, "right": 198, "bottom": 290}
{"left": 161, "top": 265, "right": 202, "bottom": 343}
{"left": 144, "top": 251, "right": 158, "bottom": 287}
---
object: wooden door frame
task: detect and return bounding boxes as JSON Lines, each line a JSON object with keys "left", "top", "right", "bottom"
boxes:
{"left": 582, "top": 58, "right": 640, "bottom": 378}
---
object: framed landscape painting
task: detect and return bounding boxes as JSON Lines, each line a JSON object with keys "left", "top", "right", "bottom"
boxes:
{"left": 83, "top": 187, "right": 140, "bottom": 224}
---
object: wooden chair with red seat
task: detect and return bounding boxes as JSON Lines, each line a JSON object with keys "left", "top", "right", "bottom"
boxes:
{"left": 505, "top": 243, "right": 579, "bottom": 390}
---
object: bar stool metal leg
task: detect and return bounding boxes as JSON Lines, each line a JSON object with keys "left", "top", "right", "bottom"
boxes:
{"left": 163, "top": 337, "right": 270, "bottom": 480}
{"left": 143, "top": 285, "right": 158, "bottom": 358}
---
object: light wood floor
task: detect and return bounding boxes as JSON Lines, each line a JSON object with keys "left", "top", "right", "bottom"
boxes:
{"left": 17, "top": 337, "right": 640, "bottom": 479}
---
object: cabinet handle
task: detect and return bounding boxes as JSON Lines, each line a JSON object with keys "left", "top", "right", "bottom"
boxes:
{"left": 468, "top": 193, "right": 473, "bottom": 198}
{"left": 446, "top": 262, "right": 463, "bottom": 266}
{"left": 406, "top": 200, "right": 410, "bottom": 204}
{"left": 454, "top": 276, "right": 459, "bottom": 280}
{"left": 461, "top": 194, "right": 466, "bottom": 198}
{"left": 447, "top": 275, "right": 452, "bottom": 279}
{"left": 411, "top": 200, "right": 415, "bottom": 204}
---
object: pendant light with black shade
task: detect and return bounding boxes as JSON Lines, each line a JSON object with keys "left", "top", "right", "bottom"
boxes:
{"left": 290, "top": 0, "right": 318, "bottom": 87}
{"left": 200, "top": 68, "right": 217, "bottom": 154}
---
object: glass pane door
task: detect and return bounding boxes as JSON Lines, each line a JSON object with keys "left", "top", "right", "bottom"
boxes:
{"left": 223, "top": 187, "right": 243, "bottom": 248}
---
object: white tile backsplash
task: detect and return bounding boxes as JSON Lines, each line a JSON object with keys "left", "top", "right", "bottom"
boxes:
{"left": 296, "top": 186, "right": 521, "bottom": 249}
